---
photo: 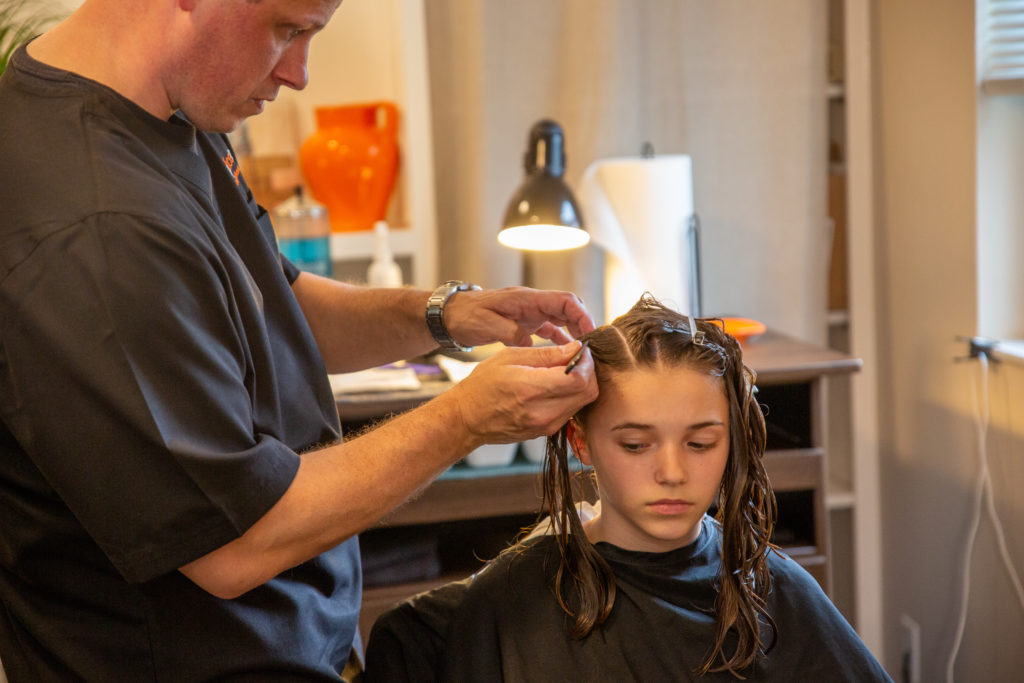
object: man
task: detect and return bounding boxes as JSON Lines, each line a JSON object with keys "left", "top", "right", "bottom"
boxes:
{"left": 0, "top": 0, "right": 598, "bottom": 679}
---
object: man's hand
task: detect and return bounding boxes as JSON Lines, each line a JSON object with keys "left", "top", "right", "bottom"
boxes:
{"left": 443, "top": 287, "right": 595, "bottom": 348}
{"left": 447, "top": 341, "right": 599, "bottom": 445}
{"left": 180, "top": 342, "right": 596, "bottom": 600}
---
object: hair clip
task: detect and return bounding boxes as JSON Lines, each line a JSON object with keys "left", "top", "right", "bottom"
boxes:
{"left": 688, "top": 312, "right": 706, "bottom": 346}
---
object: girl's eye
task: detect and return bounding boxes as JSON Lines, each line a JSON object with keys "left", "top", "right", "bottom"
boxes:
{"left": 619, "top": 442, "right": 647, "bottom": 453}
{"left": 688, "top": 441, "right": 717, "bottom": 452}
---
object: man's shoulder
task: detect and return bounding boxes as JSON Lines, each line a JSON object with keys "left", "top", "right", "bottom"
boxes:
{"left": 0, "top": 81, "right": 215, "bottom": 277}
{"left": 0, "top": 51, "right": 209, "bottom": 225}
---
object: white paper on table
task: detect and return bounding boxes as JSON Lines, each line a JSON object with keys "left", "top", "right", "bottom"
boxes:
{"left": 328, "top": 367, "right": 421, "bottom": 396}
{"left": 436, "top": 355, "right": 478, "bottom": 384}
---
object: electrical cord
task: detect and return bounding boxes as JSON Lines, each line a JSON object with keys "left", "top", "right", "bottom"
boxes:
{"left": 946, "top": 352, "right": 1024, "bottom": 683}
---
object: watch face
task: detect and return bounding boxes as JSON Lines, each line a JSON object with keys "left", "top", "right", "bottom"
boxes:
{"left": 432, "top": 282, "right": 459, "bottom": 302}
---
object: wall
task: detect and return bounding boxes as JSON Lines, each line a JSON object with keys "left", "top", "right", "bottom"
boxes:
{"left": 424, "top": 0, "right": 829, "bottom": 342}
{"left": 262, "top": 0, "right": 403, "bottom": 153}
{"left": 874, "top": 0, "right": 1024, "bottom": 680}
{"left": 249, "top": 0, "right": 440, "bottom": 288}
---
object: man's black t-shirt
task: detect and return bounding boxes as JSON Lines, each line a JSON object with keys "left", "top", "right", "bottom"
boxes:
{"left": 0, "top": 44, "right": 360, "bottom": 680}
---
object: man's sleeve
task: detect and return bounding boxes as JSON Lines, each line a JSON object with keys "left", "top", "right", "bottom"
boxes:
{"left": 0, "top": 213, "right": 300, "bottom": 583}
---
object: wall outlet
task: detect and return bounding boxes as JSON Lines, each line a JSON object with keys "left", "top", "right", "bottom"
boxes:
{"left": 900, "top": 614, "right": 921, "bottom": 683}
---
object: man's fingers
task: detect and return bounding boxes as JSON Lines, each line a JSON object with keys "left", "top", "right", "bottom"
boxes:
{"left": 526, "top": 322, "right": 572, "bottom": 346}
{"left": 444, "top": 288, "right": 595, "bottom": 350}
{"left": 453, "top": 340, "right": 598, "bottom": 445}
{"left": 552, "top": 292, "right": 596, "bottom": 338}
{"left": 493, "top": 340, "right": 585, "bottom": 369}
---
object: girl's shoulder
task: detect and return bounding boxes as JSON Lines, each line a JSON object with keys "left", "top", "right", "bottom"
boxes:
{"left": 764, "top": 547, "right": 855, "bottom": 627}
{"left": 459, "top": 535, "right": 563, "bottom": 602}
{"left": 363, "top": 538, "right": 563, "bottom": 682}
{"left": 761, "top": 549, "right": 893, "bottom": 681}
{"left": 765, "top": 547, "right": 829, "bottom": 598}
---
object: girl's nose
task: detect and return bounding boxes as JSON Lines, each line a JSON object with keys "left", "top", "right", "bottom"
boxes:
{"left": 654, "top": 447, "right": 687, "bottom": 485}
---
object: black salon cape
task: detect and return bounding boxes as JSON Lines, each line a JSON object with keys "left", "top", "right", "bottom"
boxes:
{"left": 365, "top": 516, "right": 892, "bottom": 682}
{"left": 0, "top": 45, "right": 359, "bottom": 680}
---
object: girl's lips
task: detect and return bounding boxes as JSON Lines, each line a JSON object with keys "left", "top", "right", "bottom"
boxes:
{"left": 648, "top": 500, "right": 693, "bottom": 515}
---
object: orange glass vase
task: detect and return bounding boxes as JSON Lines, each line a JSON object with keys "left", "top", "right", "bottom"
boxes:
{"left": 299, "top": 102, "right": 400, "bottom": 232}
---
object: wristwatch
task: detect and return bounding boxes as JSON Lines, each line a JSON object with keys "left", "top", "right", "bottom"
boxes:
{"left": 426, "top": 280, "right": 481, "bottom": 351}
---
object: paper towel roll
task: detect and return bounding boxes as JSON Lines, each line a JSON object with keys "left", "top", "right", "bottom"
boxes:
{"left": 579, "top": 155, "right": 694, "bottom": 322}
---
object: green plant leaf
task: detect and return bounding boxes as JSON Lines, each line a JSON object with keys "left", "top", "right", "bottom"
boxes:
{"left": 0, "top": 0, "right": 64, "bottom": 75}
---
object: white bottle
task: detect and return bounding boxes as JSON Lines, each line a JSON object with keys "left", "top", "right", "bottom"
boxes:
{"left": 367, "top": 221, "right": 403, "bottom": 287}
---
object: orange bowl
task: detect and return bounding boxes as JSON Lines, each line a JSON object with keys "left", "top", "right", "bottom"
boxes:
{"left": 721, "top": 317, "right": 766, "bottom": 344}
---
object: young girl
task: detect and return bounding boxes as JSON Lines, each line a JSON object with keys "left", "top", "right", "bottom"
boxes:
{"left": 364, "top": 295, "right": 891, "bottom": 682}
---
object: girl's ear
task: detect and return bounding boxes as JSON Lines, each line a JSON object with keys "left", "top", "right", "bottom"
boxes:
{"left": 567, "top": 419, "right": 591, "bottom": 465}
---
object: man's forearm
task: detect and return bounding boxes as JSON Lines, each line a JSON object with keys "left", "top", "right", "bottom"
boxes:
{"left": 179, "top": 341, "right": 597, "bottom": 599}
{"left": 291, "top": 272, "right": 438, "bottom": 373}
{"left": 179, "top": 387, "right": 478, "bottom": 598}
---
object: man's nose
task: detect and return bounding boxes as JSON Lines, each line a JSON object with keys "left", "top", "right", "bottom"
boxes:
{"left": 273, "top": 42, "right": 310, "bottom": 91}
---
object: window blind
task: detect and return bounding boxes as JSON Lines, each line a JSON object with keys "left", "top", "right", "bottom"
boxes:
{"left": 978, "top": 0, "right": 1024, "bottom": 93}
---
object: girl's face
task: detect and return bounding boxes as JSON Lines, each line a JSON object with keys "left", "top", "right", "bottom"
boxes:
{"left": 571, "top": 365, "right": 729, "bottom": 553}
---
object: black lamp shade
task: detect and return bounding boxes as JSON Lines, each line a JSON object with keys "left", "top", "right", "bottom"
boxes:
{"left": 499, "top": 120, "right": 589, "bottom": 251}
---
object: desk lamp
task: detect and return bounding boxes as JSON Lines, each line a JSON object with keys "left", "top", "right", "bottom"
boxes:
{"left": 498, "top": 119, "right": 590, "bottom": 251}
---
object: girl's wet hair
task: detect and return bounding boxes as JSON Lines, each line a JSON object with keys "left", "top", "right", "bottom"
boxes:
{"left": 539, "top": 293, "right": 777, "bottom": 677}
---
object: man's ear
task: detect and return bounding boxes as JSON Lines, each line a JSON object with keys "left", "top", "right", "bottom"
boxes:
{"left": 567, "top": 419, "right": 591, "bottom": 465}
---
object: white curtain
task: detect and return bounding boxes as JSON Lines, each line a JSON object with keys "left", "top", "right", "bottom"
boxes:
{"left": 426, "top": 0, "right": 827, "bottom": 341}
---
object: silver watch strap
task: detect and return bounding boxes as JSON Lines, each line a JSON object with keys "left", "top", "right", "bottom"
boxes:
{"left": 426, "top": 280, "right": 481, "bottom": 351}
